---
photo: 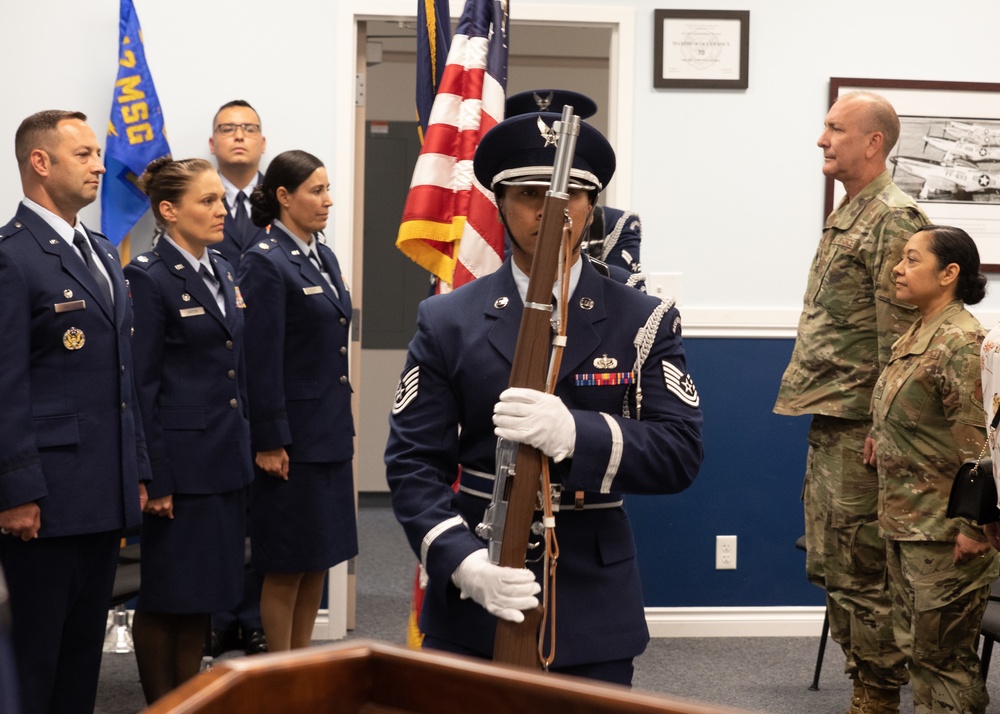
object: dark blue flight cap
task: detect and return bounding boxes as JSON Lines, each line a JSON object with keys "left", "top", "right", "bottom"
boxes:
{"left": 505, "top": 89, "right": 598, "bottom": 119}
{"left": 474, "top": 112, "right": 616, "bottom": 193}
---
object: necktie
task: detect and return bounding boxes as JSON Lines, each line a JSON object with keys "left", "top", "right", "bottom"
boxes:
{"left": 200, "top": 265, "right": 226, "bottom": 316}
{"left": 234, "top": 191, "right": 250, "bottom": 242}
{"left": 308, "top": 248, "right": 324, "bottom": 274}
{"left": 73, "top": 231, "right": 113, "bottom": 309}
{"left": 308, "top": 248, "right": 339, "bottom": 298}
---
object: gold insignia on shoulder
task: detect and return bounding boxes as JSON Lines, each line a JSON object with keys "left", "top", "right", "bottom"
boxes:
{"left": 494, "top": 297, "right": 509, "bottom": 309}
{"left": 63, "top": 289, "right": 73, "bottom": 298}
{"left": 259, "top": 242, "right": 270, "bottom": 250}
{"left": 594, "top": 354, "right": 618, "bottom": 370}
{"left": 181, "top": 293, "right": 191, "bottom": 302}
{"left": 63, "top": 327, "right": 85, "bottom": 350}
{"left": 137, "top": 255, "right": 149, "bottom": 263}
{"left": 579, "top": 297, "right": 595, "bottom": 310}
{"left": 234, "top": 286, "right": 246, "bottom": 309}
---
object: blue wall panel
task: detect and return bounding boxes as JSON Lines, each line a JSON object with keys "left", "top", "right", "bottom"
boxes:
{"left": 628, "top": 337, "right": 824, "bottom": 608}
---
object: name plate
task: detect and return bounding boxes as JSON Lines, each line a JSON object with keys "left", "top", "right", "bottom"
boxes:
{"left": 180, "top": 307, "right": 206, "bottom": 317}
{"left": 54, "top": 300, "right": 86, "bottom": 313}
{"left": 303, "top": 285, "right": 324, "bottom": 295}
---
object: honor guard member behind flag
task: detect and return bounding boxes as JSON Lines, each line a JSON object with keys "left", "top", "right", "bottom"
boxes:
{"left": 0, "top": 110, "right": 150, "bottom": 714}
{"left": 385, "top": 111, "right": 703, "bottom": 686}
{"left": 774, "top": 91, "right": 928, "bottom": 714}
{"left": 505, "top": 89, "right": 643, "bottom": 282}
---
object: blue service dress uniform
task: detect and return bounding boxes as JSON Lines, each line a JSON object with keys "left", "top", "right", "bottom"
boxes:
{"left": 216, "top": 176, "right": 268, "bottom": 269}
{"left": 238, "top": 226, "right": 358, "bottom": 572}
{"left": 385, "top": 257, "right": 703, "bottom": 669}
{"left": 588, "top": 205, "right": 641, "bottom": 275}
{"left": 125, "top": 239, "right": 254, "bottom": 612}
{"left": 0, "top": 203, "right": 149, "bottom": 714}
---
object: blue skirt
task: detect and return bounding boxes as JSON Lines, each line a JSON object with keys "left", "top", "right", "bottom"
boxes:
{"left": 137, "top": 488, "right": 246, "bottom": 613}
{"left": 250, "top": 460, "right": 358, "bottom": 573}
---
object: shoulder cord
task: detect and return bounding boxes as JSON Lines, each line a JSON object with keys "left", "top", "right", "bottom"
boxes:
{"left": 599, "top": 210, "right": 637, "bottom": 262}
{"left": 623, "top": 297, "right": 675, "bottom": 421}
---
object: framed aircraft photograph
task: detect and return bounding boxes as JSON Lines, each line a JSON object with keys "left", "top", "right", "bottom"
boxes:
{"left": 826, "top": 77, "right": 1000, "bottom": 270}
{"left": 653, "top": 10, "right": 749, "bottom": 90}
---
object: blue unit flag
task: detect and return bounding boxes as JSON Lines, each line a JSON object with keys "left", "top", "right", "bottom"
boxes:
{"left": 101, "top": 0, "right": 170, "bottom": 246}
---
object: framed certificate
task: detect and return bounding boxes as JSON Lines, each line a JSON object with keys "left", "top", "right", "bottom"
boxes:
{"left": 653, "top": 10, "right": 749, "bottom": 90}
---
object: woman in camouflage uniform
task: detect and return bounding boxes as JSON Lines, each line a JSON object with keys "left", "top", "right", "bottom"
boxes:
{"left": 869, "top": 224, "right": 999, "bottom": 714}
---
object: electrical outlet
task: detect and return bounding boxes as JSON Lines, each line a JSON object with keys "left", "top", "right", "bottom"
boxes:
{"left": 716, "top": 535, "right": 737, "bottom": 570}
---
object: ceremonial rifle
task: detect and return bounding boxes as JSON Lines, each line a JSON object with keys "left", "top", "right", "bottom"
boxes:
{"left": 476, "top": 106, "right": 580, "bottom": 668}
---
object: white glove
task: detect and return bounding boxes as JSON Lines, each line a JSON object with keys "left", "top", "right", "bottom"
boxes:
{"left": 493, "top": 387, "right": 576, "bottom": 462}
{"left": 451, "top": 549, "right": 540, "bottom": 623}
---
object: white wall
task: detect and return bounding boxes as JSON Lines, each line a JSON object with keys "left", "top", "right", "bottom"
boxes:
{"left": 4, "top": 0, "right": 1000, "bottom": 329}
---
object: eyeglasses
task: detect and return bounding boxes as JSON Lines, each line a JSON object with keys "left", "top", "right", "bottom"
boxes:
{"left": 215, "top": 123, "right": 261, "bottom": 136}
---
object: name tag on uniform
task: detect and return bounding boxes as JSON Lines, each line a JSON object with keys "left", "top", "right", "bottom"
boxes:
{"left": 54, "top": 300, "right": 86, "bottom": 313}
{"left": 303, "top": 285, "right": 324, "bottom": 295}
{"left": 179, "top": 307, "right": 206, "bottom": 318}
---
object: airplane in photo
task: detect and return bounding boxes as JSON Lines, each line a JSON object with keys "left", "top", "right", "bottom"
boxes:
{"left": 890, "top": 155, "right": 1000, "bottom": 199}
{"left": 922, "top": 134, "right": 1000, "bottom": 163}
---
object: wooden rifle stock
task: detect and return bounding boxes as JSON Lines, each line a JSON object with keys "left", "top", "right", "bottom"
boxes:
{"left": 493, "top": 107, "right": 580, "bottom": 668}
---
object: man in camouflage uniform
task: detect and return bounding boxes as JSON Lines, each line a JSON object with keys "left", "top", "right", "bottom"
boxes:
{"left": 774, "top": 91, "right": 929, "bottom": 714}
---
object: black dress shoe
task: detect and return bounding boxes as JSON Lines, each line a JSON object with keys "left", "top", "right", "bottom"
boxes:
{"left": 208, "top": 626, "right": 242, "bottom": 658}
{"left": 243, "top": 628, "right": 268, "bottom": 655}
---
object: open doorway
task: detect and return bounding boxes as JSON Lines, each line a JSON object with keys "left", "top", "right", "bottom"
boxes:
{"left": 349, "top": 9, "right": 633, "bottom": 493}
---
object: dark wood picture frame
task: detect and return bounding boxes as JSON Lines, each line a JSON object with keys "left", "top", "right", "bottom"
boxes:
{"left": 826, "top": 77, "right": 1000, "bottom": 271}
{"left": 653, "top": 9, "right": 749, "bottom": 90}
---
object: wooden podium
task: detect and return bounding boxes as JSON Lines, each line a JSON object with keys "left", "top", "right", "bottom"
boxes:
{"left": 145, "top": 640, "right": 747, "bottom": 714}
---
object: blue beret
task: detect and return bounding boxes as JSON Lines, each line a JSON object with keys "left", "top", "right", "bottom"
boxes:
{"left": 505, "top": 89, "right": 598, "bottom": 119}
{"left": 474, "top": 112, "right": 616, "bottom": 192}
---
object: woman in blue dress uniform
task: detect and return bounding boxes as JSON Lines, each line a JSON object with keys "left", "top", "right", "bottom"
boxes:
{"left": 237, "top": 150, "right": 356, "bottom": 651}
{"left": 385, "top": 114, "right": 703, "bottom": 685}
{"left": 125, "top": 157, "right": 253, "bottom": 703}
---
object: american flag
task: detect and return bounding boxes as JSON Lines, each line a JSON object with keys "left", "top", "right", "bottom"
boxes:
{"left": 396, "top": 0, "right": 509, "bottom": 291}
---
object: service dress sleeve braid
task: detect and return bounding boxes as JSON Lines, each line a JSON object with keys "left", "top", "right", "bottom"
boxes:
{"left": 385, "top": 299, "right": 482, "bottom": 585}
{"left": 238, "top": 249, "right": 291, "bottom": 451}
{"left": 124, "top": 263, "right": 171, "bottom": 496}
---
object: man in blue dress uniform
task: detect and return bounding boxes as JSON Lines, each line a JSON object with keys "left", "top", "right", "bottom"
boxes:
{"left": 385, "top": 112, "right": 703, "bottom": 685}
{"left": 208, "top": 99, "right": 269, "bottom": 656}
{"left": 0, "top": 110, "right": 149, "bottom": 714}
{"left": 209, "top": 100, "right": 269, "bottom": 270}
